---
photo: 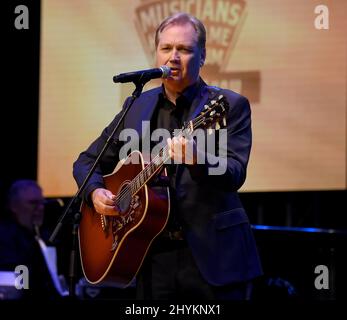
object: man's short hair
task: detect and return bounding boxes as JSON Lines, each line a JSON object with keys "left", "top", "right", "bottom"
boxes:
{"left": 155, "top": 12, "right": 206, "bottom": 49}
{"left": 7, "top": 179, "right": 41, "bottom": 204}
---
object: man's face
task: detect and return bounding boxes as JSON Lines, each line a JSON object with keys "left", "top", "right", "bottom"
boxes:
{"left": 156, "top": 22, "right": 205, "bottom": 93}
{"left": 11, "top": 186, "right": 45, "bottom": 231}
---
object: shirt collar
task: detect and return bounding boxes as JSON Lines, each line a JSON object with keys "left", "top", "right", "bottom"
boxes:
{"left": 159, "top": 77, "right": 203, "bottom": 106}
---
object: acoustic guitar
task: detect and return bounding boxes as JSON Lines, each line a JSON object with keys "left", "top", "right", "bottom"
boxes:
{"left": 78, "top": 94, "right": 228, "bottom": 287}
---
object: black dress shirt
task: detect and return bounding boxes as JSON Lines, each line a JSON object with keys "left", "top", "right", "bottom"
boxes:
{"left": 149, "top": 80, "right": 202, "bottom": 232}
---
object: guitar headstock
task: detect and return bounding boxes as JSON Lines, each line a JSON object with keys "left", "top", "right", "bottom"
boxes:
{"left": 187, "top": 95, "right": 228, "bottom": 133}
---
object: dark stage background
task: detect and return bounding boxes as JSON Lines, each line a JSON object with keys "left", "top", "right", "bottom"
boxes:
{"left": 1, "top": 0, "right": 346, "bottom": 301}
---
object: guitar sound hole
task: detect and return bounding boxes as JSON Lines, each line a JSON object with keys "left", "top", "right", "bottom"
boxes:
{"left": 117, "top": 184, "right": 131, "bottom": 214}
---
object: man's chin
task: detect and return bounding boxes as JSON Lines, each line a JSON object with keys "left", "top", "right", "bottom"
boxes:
{"left": 166, "top": 75, "right": 181, "bottom": 82}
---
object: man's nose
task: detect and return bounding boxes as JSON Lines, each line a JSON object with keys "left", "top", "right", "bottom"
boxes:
{"left": 170, "top": 49, "right": 180, "bottom": 62}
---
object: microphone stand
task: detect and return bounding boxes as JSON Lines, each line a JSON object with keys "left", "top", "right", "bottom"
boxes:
{"left": 49, "top": 78, "right": 149, "bottom": 298}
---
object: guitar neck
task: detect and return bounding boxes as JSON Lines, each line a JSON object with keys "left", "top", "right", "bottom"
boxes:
{"left": 129, "top": 94, "right": 226, "bottom": 195}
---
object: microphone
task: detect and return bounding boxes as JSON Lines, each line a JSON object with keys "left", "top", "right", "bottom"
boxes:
{"left": 113, "top": 66, "right": 171, "bottom": 83}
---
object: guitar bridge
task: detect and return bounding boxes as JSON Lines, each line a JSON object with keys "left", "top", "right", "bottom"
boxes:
{"left": 100, "top": 214, "right": 108, "bottom": 231}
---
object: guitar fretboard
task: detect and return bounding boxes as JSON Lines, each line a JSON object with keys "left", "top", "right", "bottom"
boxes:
{"left": 122, "top": 94, "right": 226, "bottom": 200}
{"left": 130, "top": 146, "right": 169, "bottom": 195}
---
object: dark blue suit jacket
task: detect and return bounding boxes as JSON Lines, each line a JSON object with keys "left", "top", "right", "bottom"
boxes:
{"left": 73, "top": 79, "right": 262, "bottom": 286}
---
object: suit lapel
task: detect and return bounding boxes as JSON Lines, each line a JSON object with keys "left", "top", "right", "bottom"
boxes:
{"left": 175, "top": 83, "right": 218, "bottom": 184}
{"left": 126, "top": 88, "right": 161, "bottom": 136}
{"left": 186, "top": 83, "right": 210, "bottom": 122}
{"left": 186, "top": 82, "right": 222, "bottom": 123}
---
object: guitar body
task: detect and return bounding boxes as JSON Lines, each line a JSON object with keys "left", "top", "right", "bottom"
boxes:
{"left": 78, "top": 150, "right": 170, "bottom": 287}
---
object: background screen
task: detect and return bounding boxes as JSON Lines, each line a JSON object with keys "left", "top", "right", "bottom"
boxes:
{"left": 39, "top": 0, "right": 346, "bottom": 196}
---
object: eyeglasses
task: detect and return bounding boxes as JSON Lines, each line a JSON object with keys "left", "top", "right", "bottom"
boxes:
{"left": 26, "top": 199, "right": 45, "bottom": 208}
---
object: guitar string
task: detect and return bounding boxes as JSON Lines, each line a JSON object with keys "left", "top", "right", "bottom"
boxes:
{"left": 115, "top": 117, "right": 211, "bottom": 204}
{"left": 114, "top": 103, "right": 224, "bottom": 204}
{"left": 115, "top": 99, "right": 225, "bottom": 204}
{"left": 115, "top": 106, "right": 224, "bottom": 204}
{"left": 115, "top": 115, "right": 207, "bottom": 203}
